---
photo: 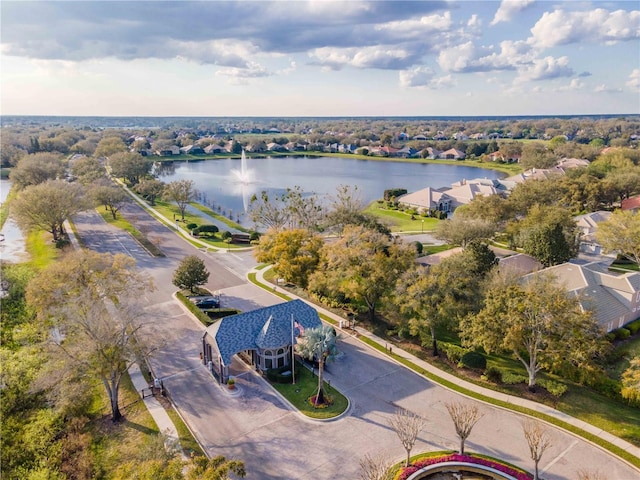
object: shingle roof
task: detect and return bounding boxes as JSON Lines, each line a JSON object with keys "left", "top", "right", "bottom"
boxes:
{"left": 205, "top": 299, "right": 321, "bottom": 366}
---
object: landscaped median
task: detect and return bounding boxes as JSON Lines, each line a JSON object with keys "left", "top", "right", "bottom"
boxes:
{"left": 395, "top": 452, "right": 532, "bottom": 480}
{"left": 269, "top": 363, "right": 349, "bottom": 420}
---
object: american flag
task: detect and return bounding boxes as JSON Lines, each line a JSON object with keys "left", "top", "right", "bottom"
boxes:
{"left": 294, "top": 320, "right": 305, "bottom": 337}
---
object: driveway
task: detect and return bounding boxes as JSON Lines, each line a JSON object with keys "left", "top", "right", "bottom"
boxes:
{"left": 72, "top": 206, "right": 639, "bottom": 480}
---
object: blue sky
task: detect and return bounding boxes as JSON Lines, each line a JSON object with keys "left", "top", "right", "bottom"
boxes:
{"left": 1, "top": 0, "right": 639, "bottom": 117}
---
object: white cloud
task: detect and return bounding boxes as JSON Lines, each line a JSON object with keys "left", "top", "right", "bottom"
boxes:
{"left": 594, "top": 84, "right": 623, "bottom": 94}
{"left": 309, "top": 45, "right": 414, "bottom": 70}
{"left": 529, "top": 8, "right": 640, "bottom": 48}
{"left": 516, "top": 56, "right": 575, "bottom": 82}
{"left": 215, "top": 62, "right": 270, "bottom": 83}
{"left": 399, "top": 67, "right": 454, "bottom": 89}
{"left": 626, "top": 68, "right": 640, "bottom": 92}
{"left": 491, "top": 0, "right": 535, "bottom": 26}
{"left": 556, "top": 78, "right": 585, "bottom": 91}
{"left": 438, "top": 39, "right": 532, "bottom": 73}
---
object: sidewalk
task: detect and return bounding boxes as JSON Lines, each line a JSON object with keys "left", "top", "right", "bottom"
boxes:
{"left": 252, "top": 266, "right": 640, "bottom": 463}
{"left": 128, "top": 363, "right": 188, "bottom": 460}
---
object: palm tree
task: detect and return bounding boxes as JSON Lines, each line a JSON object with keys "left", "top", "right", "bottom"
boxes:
{"left": 297, "top": 325, "right": 338, "bottom": 406}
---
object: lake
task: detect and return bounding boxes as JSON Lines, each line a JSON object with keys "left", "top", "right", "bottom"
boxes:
{"left": 156, "top": 155, "right": 505, "bottom": 221}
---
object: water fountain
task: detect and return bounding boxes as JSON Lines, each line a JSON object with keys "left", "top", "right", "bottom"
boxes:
{"left": 231, "top": 150, "right": 254, "bottom": 184}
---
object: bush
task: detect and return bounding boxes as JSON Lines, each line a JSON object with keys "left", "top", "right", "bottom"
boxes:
{"left": 484, "top": 366, "right": 503, "bottom": 384}
{"left": 502, "top": 371, "right": 528, "bottom": 385}
{"left": 384, "top": 188, "right": 408, "bottom": 201}
{"left": 625, "top": 319, "right": 640, "bottom": 335}
{"left": 221, "top": 230, "right": 232, "bottom": 240}
{"left": 198, "top": 224, "right": 219, "bottom": 234}
{"left": 539, "top": 378, "right": 568, "bottom": 398}
{"left": 266, "top": 365, "right": 297, "bottom": 384}
{"left": 186, "top": 223, "right": 198, "bottom": 230}
{"left": 614, "top": 328, "right": 631, "bottom": 340}
{"left": 605, "top": 332, "right": 616, "bottom": 342}
{"left": 438, "top": 342, "right": 466, "bottom": 364}
{"left": 413, "top": 241, "right": 423, "bottom": 255}
{"left": 249, "top": 231, "right": 260, "bottom": 242}
{"left": 459, "top": 351, "right": 487, "bottom": 370}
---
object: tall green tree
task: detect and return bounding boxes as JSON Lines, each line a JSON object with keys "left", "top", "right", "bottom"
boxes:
{"left": 92, "top": 183, "right": 128, "bottom": 220}
{"left": 434, "top": 215, "right": 496, "bottom": 248}
{"left": 296, "top": 325, "right": 338, "bottom": 407}
{"left": 26, "top": 250, "right": 155, "bottom": 421}
{"left": 253, "top": 229, "right": 323, "bottom": 288}
{"left": 394, "top": 253, "right": 483, "bottom": 356}
{"left": 461, "top": 274, "right": 605, "bottom": 389}
{"left": 309, "top": 225, "right": 414, "bottom": 322}
{"left": 164, "top": 179, "right": 197, "bottom": 221}
{"left": 9, "top": 152, "right": 66, "bottom": 190}
{"left": 135, "top": 178, "right": 166, "bottom": 206}
{"left": 515, "top": 204, "right": 578, "bottom": 267}
{"left": 596, "top": 209, "right": 640, "bottom": 266}
{"left": 11, "top": 179, "right": 87, "bottom": 242}
{"left": 70, "top": 156, "right": 105, "bottom": 184}
{"left": 108, "top": 151, "right": 151, "bottom": 186}
{"left": 173, "top": 255, "right": 210, "bottom": 294}
{"left": 94, "top": 136, "right": 127, "bottom": 158}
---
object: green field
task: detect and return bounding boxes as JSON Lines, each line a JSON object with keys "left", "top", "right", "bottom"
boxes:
{"left": 363, "top": 202, "right": 440, "bottom": 233}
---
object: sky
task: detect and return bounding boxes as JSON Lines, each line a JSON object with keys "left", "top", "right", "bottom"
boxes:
{"left": 1, "top": 0, "right": 639, "bottom": 117}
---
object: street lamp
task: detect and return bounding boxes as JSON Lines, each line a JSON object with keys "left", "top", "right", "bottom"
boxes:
{"left": 421, "top": 219, "right": 424, "bottom": 233}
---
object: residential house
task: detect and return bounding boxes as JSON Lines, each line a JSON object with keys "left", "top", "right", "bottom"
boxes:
{"left": 622, "top": 195, "right": 640, "bottom": 212}
{"left": 397, "top": 187, "right": 452, "bottom": 213}
{"left": 524, "top": 262, "right": 640, "bottom": 332}
{"left": 557, "top": 157, "right": 590, "bottom": 169}
{"left": 421, "top": 147, "right": 442, "bottom": 159}
{"left": 180, "top": 144, "right": 204, "bottom": 155}
{"left": 574, "top": 211, "right": 612, "bottom": 254}
{"left": 201, "top": 300, "right": 322, "bottom": 384}
{"left": 444, "top": 182, "right": 499, "bottom": 210}
{"left": 413, "top": 134, "right": 428, "bottom": 141}
{"left": 266, "top": 142, "right": 288, "bottom": 152}
{"left": 439, "top": 148, "right": 466, "bottom": 160}
{"left": 395, "top": 146, "right": 418, "bottom": 158}
{"left": 453, "top": 132, "right": 469, "bottom": 141}
{"left": 155, "top": 145, "right": 180, "bottom": 156}
{"left": 498, "top": 253, "right": 542, "bottom": 276}
{"left": 204, "top": 144, "right": 227, "bottom": 154}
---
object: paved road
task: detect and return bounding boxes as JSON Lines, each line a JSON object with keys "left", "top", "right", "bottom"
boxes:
{"left": 73, "top": 204, "right": 640, "bottom": 480}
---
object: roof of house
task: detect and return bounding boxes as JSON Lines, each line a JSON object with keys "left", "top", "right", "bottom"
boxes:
{"left": 498, "top": 253, "right": 543, "bottom": 276}
{"left": 523, "top": 262, "right": 640, "bottom": 328}
{"left": 574, "top": 211, "right": 612, "bottom": 241}
{"left": 622, "top": 195, "right": 640, "bottom": 211}
{"left": 205, "top": 299, "right": 321, "bottom": 366}
{"left": 444, "top": 183, "right": 498, "bottom": 205}
{"left": 397, "top": 187, "right": 448, "bottom": 209}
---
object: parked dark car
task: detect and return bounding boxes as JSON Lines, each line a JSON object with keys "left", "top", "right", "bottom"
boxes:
{"left": 191, "top": 296, "right": 220, "bottom": 309}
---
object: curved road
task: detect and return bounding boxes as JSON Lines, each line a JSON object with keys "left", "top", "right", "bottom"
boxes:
{"left": 73, "top": 198, "right": 639, "bottom": 480}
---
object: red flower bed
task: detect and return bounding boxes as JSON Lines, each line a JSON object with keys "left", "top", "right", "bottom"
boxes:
{"left": 396, "top": 453, "right": 532, "bottom": 480}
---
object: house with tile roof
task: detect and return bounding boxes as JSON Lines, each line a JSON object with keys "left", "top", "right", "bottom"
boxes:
{"left": 574, "top": 211, "right": 612, "bottom": 254}
{"left": 439, "top": 148, "right": 466, "bottom": 160}
{"left": 621, "top": 195, "right": 640, "bottom": 212}
{"left": 523, "top": 262, "right": 640, "bottom": 332}
{"left": 201, "top": 300, "right": 322, "bottom": 384}
{"left": 397, "top": 187, "right": 452, "bottom": 213}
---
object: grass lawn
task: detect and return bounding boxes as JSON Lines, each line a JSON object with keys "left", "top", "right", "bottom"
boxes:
{"left": 364, "top": 202, "right": 440, "bottom": 232}
{"left": 270, "top": 362, "right": 349, "bottom": 419}
{"left": 422, "top": 244, "right": 455, "bottom": 255}
{"left": 25, "top": 230, "right": 60, "bottom": 268}
{"left": 189, "top": 202, "right": 251, "bottom": 232}
{"left": 150, "top": 200, "right": 246, "bottom": 249}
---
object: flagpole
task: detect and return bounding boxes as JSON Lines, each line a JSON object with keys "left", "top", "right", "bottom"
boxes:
{"left": 291, "top": 314, "right": 296, "bottom": 385}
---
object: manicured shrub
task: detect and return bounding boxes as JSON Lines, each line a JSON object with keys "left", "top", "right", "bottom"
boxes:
{"left": 437, "top": 342, "right": 466, "bottom": 364}
{"left": 413, "top": 241, "right": 423, "bottom": 255}
{"left": 459, "top": 351, "right": 487, "bottom": 370}
{"left": 221, "top": 230, "right": 232, "bottom": 240}
{"left": 614, "top": 328, "right": 631, "bottom": 340}
{"left": 484, "top": 366, "right": 502, "bottom": 384}
{"left": 605, "top": 332, "right": 616, "bottom": 342}
{"left": 625, "top": 319, "right": 640, "bottom": 335}
{"left": 501, "top": 371, "right": 528, "bottom": 385}
{"left": 186, "top": 223, "right": 198, "bottom": 230}
{"left": 266, "top": 365, "right": 297, "bottom": 384}
{"left": 249, "top": 231, "right": 260, "bottom": 242}
{"left": 198, "top": 224, "right": 219, "bottom": 234}
{"left": 539, "top": 378, "right": 568, "bottom": 398}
